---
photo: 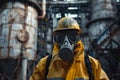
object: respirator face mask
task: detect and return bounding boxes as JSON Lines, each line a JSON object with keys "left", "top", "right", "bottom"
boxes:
{"left": 54, "top": 30, "right": 80, "bottom": 61}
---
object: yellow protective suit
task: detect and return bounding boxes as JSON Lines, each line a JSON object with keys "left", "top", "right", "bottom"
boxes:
{"left": 30, "top": 41, "right": 109, "bottom": 80}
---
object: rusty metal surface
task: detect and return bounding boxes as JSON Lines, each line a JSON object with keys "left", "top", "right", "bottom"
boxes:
{"left": 16, "top": 30, "right": 29, "bottom": 42}
{"left": 0, "top": 2, "right": 38, "bottom": 60}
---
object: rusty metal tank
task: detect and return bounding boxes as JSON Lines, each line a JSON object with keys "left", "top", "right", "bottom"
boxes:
{"left": 0, "top": 1, "right": 41, "bottom": 60}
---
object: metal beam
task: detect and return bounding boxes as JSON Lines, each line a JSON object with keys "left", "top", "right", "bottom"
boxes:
{"left": 94, "top": 17, "right": 120, "bottom": 46}
{"left": 98, "top": 27, "right": 120, "bottom": 47}
{"left": 38, "top": 1, "right": 88, "bottom": 5}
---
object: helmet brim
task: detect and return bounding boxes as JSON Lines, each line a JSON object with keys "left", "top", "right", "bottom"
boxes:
{"left": 53, "top": 28, "right": 81, "bottom": 34}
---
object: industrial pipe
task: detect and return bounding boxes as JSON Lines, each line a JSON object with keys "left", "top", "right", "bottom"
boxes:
{"left": 38, "top": 0, "right": 46, "bottom": 18}
{"left": 21, "top": 58, "right": 27, "bottom": 80}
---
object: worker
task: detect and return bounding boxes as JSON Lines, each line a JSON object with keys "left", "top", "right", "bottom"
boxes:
{"left": 30, "top": 17, "right": 109, "bottom": 80}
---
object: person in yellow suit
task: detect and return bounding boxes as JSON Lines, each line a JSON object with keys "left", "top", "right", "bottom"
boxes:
{"left": 30, "top": 17, "right": 109, "bottom": 80}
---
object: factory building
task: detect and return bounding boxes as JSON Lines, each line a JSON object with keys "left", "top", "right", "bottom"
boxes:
{"left": 0, "top": 0, "right": 120, "bottom": 80}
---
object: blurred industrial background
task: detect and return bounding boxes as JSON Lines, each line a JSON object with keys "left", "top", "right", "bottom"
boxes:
{"left": 0, "top": 0, "right": 120, "bottom": 80}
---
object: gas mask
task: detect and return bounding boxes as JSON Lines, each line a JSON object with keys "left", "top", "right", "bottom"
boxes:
{"left": 54, "top": 30, "right": 80, "bottom": 61}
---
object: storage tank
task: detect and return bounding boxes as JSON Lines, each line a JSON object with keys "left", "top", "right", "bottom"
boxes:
{"left": 0, "top": 0, "right": 41, "bottom": 79}
{"left": 87, "top": 0, "right": 116, "bottom": 45}
{"left": 0, "top": 0, "right": 41, "bottom": 60}
{"left": 86, "top": 0, "right": 119, "bottom": 78}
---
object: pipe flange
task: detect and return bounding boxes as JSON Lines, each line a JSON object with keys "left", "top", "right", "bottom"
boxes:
{"left": 16, "top": 30, "right": 29, "bottom": 43}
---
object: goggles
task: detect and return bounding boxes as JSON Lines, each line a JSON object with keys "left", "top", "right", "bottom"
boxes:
{"left": 54, "top": 30, "right": 80, "bottom": 44}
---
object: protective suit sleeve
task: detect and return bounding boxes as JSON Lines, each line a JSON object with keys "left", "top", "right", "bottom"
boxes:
{"left": 29, "top": 56, "right": 48, "bottom": 80}
{"left": 100, "top": 69, "right": 109, "bottom": 80}
{"left": 93, "top": 59, "right": 109, "bottom": 80}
